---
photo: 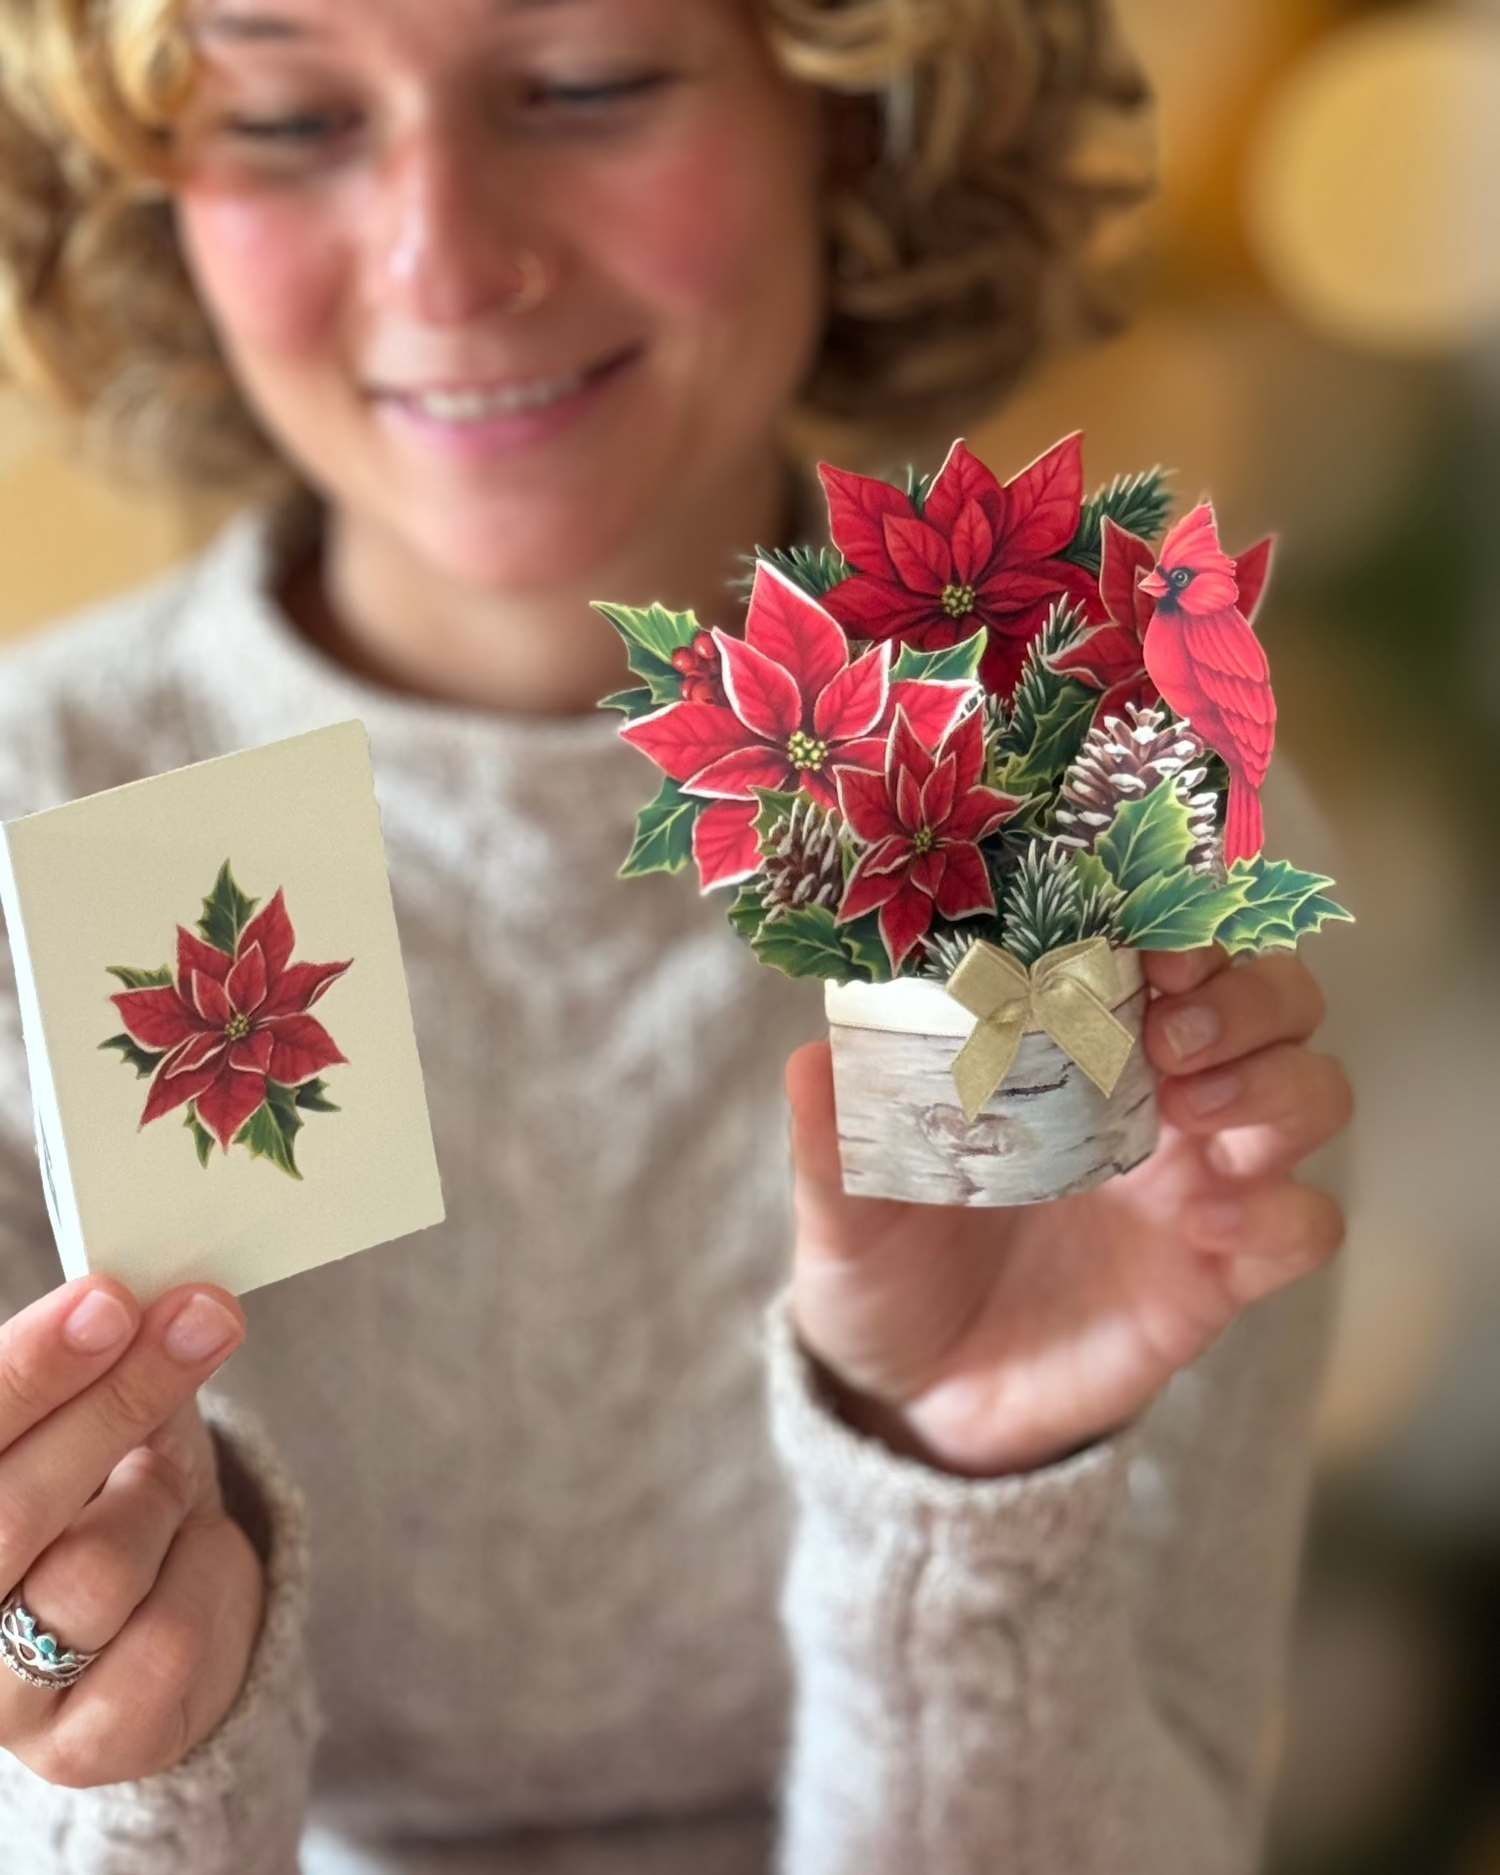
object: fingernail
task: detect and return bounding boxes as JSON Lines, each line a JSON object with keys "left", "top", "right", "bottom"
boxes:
{"left": 1163, "top": 1004, "right": 1221, "bottom": 1062}
{"left": 164, "top": 1295, "right": 241, "bottom": 1365}
{"left": 63, "top": 1288, "right": 133, "bottom": 1354}
{"left": 1191, "top": 1198, "right": 1243, "bottom": 1247}
{"left": 1187, "top": 1068, "right": 1240, "bottom": 1115}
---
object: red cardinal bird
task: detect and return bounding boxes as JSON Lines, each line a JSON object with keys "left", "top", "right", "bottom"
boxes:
{"left": 1139, "top": 504, "right": 1277, "bottom": 865}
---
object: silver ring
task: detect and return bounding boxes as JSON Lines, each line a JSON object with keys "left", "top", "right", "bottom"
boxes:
{"left": 0, "top": 1590, "right": 98, "bottom": 1692}
{"left": 503, "top": 247, "right": 549, "bottom": 314}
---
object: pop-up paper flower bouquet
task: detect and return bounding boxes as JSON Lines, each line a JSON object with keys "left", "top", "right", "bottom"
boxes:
{"left": 598, "top": 436, "right": 1351, "bottom": 1207}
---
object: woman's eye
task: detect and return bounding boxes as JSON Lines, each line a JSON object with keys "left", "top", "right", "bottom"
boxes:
{"left": 525, "top": 73, "right": 673, "bottom": 111}
{"left": 225, "top": 113, "right": 352, "bottom": 145}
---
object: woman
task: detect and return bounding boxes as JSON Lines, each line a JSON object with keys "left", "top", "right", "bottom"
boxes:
{"left": 0, "top": 0, "right": 1352, "bottom": 1869}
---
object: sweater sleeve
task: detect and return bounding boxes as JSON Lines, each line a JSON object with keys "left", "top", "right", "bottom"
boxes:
{"left": 0, "top": 937, "right": 322, "bottom": 1871}
{"left": 764, "top": 1263, "right": 1337, "bottom": 1875}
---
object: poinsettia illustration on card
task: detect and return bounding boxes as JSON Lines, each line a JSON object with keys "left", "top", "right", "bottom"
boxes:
{"left": 101, "top": 862, "right": 352, "bottom": 1178}
{"left": 0, "top": 722, "right": 444, "bottom": 1297}
{"left": 596, "top": 434, "right": 1354, "bottom": 1208}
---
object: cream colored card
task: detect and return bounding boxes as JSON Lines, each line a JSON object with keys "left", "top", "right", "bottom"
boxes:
{"left": 0, "top": 721, "right": 444, "bottom": 1302}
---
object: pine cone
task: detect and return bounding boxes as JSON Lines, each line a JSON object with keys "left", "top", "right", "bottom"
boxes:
{"left": 1055, "top": 704, "right": 1221, "bottom": 874}
{"left": 761, "top": 797, "right": 845, "bottom": 923}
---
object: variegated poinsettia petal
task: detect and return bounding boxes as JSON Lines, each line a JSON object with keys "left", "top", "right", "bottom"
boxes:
{"left": 140, "top": 1055, "right": 221, "bottom": 1128}
{"left": 943, "top": 783, "right": 1027, "bottom": 845}
{"left": 258, "top": 959, "right": 352, "bottom": 1020}
{"left": 878, "top": 880, "right": 936, "bottom": 973}
{"left": 837, "top": 841, "right": 909, "bottom": 924}
{"left": 908, "top": 846, "right": 947, "bottom": 898}
{"left": 834, "top": 763, "right": 902, "bottom": 845}
{"left": 690, "top": 799, "right": 761, "bottom": 893}
{"left": 743, "top": 563, "right": 849, "bottom": 700}
{"left": 227, "top": 941, "right": 267, "bottom": 1016}
{"left": 192, "top": 969, "right": 234, "bottom": 1028}
{"left": 111, "top": 985, "right": 201, "bottom": 1053}
{"left": 942, "top": 706, "right": 987, "bottom": 798}
{"left": 812, "top": 642, "right": 889, "bottom": 745}
{"left": 920, "top": 751, "right": 959, "bottom": 830}
{"left": 887, "top": 709, "right": 937, "bottom": 789}
{"left": 263, "top": 1013, "right": 347, "bottom": 1086}
{"left": 621, "top": 701, "right": 751, "bottom": 785}
{"left": 884, "top": 679, "right": 972, "bottom": 752}
{"left": 176, "top": 925, "right": 233, "bottom": 987}
{"left": 238, "top": 888, "right": 296, "bottom": 984}
{"left": 164, "top": 1030, "right": 229, "bottom": 1079}
{"left": 895, "top": 763, "right": 924, "bottom": 835}
{"left": 686, "top": 744, "right": 794, "bottom": 801}
{"left": 196, "top": 1066, "right": 270, "bottom": 1152}
{"left": 228, "top": 1028, "right": 275, "bottom": 1075}
{"left": 713, "top": 630, "right": 803, "bottom": 744}
{"left": 933, "top": 841, "right": 995, "bottom": 920}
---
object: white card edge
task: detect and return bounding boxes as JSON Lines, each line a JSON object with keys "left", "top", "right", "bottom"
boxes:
{"left": 0, "top": 823, "right": 90, "bottom": 1280}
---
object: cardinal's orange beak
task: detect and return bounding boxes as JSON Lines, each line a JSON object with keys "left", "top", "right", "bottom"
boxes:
{"left": 1139, "top": 567, "right": 1169, "bottom": 599}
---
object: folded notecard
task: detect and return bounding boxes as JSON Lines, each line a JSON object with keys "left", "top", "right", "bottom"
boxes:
{"left": 0, "top": 721, "right": 444, "bottom": 1301}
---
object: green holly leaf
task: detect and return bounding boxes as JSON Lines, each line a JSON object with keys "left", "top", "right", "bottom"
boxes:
{"left": 840, "top": 912, "right": 892, "bottom": 983}
{"left": 728, "top": 881, "right": 769, "bottom": 944}
{"left": 752, "top": 787, "right": 806, "bottom": 850}
{"left": 592, "top": 602, "right": 704, "bottom": 706}
{"left": 752, "top": 904, "right": 872, "bottom": 983}
{"left": 99, "top": 1032, "right": 166, "bottom": 1079}
{"left": 1214, "top": 857, "right": 1354, "bottom": 955}
{"left": 197, "top": 861, "right": 258, "bottom": 957}
{"left": 104, "top": 963, "right": 175, "bottom": 990}
{"left": 293, "top": 1077, "right": 340, "bottom": 1113}
{"left": 1116, "top": 867, "right": 1250, "bottom": 950}
{"left": 183, "top": 1103, "right": 216, "bottom": 1169}
{"left": 1067, "top": 850, "right": 1116, "bottom": 900}
{"left": 1095, "top": 784, "right": 1196, "bottom": 895}
{"left": 890, "top": 631, "right": 986, "bottom": 686}
{"left": 993, "top": 679, "right": 1097, "bottom": 795}
{"left": 619, "top": 775, "right": 701, "bottom": 879}
{"left": 597, "top": 686, "right": 659, "bottom": 723}
{"left": 235, "top": 1091, "right": 302, "bottom": 1180}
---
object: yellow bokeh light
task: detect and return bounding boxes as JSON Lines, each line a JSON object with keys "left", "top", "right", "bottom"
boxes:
{"left": 1244, "top": 11, "right": 1500, "bottom": 355}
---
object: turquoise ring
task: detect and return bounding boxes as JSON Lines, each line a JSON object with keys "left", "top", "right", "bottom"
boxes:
{"left": 0, "top": 1589, "right": 99, "bottom": 1691}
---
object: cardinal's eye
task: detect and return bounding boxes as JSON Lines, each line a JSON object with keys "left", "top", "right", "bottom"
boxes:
{"left": 1171, "top": 568, "right": 1193, "bottom": 589}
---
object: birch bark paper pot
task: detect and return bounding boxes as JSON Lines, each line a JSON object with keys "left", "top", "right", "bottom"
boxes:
{"left": 824, "top": 946, "right": 1158, "bottom": 1207}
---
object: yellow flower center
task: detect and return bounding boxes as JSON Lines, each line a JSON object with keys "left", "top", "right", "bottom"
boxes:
{"left": 787, "top": 730, "right": 829, "bottom": 772}
{"left": 941, "top": 583, "right": 977, "bottom": 618}
{"left": 912, "top": 827, "right": 936, "bottom": 854}
{"left": 225, "top": 1012, "right": 252, "bottom": 1042}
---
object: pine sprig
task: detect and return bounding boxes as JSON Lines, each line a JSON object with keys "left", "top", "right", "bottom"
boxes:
{"left": 733, "top": 543, "right": 850, "bottom": 601}
{"left": 1003, "top": 845, "right": 1083, "bottom": 966}
{"left": 1064, "top": 469, "right": 1174, "bottom": 576}
{"left": 991, "top": 601, "right": 1090, "bottom": 751}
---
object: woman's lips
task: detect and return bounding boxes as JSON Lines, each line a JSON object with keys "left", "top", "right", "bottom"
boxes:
{"left": 371, "top": 346, "right": 641, "bottom": 461}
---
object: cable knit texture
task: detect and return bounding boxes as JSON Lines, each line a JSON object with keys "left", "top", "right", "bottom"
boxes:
{"left": 0, "top": 506, "right": 1336, "bottom": 1874}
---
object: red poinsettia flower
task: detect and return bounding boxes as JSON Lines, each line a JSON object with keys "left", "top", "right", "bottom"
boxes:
{"left": 1052, "top": 517, "right": 1275, "bottom": 725}
{"left": 835, "top": 707, "right": 1027, "bottom": 972}
{"left": 621, "top": 562, "right": 975, "bottom": 891}
{"left": 111, "top": 891, "right": 350, "bottom": 1153}
{"left": 817, "top": 435, "right": 1108, "bottom": 701}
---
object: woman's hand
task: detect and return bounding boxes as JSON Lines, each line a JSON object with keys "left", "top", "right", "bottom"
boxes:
{"left": 0, "top": 1278, "right": 263, "bottom": 1786}
{"left": 787, "top": 946, "right": 1352, "bottom": 1477}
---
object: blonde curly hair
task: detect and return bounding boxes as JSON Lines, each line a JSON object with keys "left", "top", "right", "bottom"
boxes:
{"left": 0, "top": 0, "right": 1153, "bottom": 494}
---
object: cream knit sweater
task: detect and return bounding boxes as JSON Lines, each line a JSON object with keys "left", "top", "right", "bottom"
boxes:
{"left": 0, "top": 508, "right": 1335, "bottom": 1874}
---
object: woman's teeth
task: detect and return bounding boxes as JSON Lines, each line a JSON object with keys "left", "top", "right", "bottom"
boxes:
{"left": 399, "top": 371, "right": 588, "bottom": 422}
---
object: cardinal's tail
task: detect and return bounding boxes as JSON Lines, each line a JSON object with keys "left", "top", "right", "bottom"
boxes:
{"left": 1224, "top": 776, "right": 1264, "bottom": 867}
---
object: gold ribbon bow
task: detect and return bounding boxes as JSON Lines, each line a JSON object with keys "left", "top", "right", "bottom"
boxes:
{"left": 944, "top": 938, "right": 1137, "bottom": 1121}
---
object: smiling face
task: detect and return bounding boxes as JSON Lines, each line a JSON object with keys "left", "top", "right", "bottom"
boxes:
{"left": 171, "top": 0, "right": 828, "bottom": 591}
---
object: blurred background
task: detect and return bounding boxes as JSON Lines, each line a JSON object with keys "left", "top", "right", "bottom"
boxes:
{"left": 2, "top": 1, "right": 1497, "bottom": 1867}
